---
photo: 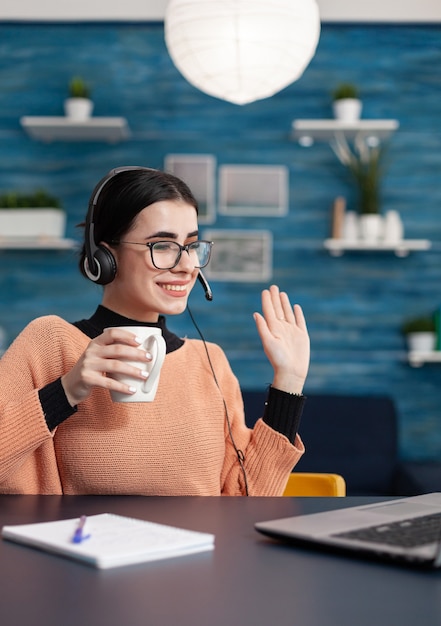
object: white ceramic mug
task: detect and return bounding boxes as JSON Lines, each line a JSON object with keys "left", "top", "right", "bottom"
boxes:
{"left": 106, "top": 326, "right": 166, "bottom": 403}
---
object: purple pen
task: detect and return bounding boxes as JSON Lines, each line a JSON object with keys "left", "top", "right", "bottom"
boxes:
{"left": 72, "top": 515, "right": 91, "bottom": 544}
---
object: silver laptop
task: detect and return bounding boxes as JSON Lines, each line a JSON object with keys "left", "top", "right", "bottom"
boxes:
{"left": 255, "top": 493, "right": 441, "bottom": 568}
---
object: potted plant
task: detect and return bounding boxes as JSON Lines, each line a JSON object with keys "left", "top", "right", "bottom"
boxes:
{"left": 0, "top": 189, "right": 66, "bottom": 239}
{"left": 401, "top": 315, "right": 437, "bottom": 352}
{"left": 332, "top": 133, "right": 385, "bottom": 242}
{"left": 332, "top": 82, "right": 362, "bottom": 122}
{"left": 64, "top": 76, "right": 93, "bottom": 121}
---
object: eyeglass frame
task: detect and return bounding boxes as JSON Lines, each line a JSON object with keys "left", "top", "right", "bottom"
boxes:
{"left": 111, "top": 239, "right": 213, "bottom": 270}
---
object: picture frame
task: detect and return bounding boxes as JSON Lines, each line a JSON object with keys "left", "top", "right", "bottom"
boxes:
{"left": 164, "top": 154, "right": 216, "bottom": 224}
{"left": 218, "top": 165, "right": 288, "bottom": 216}
{"left": 203, "top": 229, "right": 273, "bottom": 282}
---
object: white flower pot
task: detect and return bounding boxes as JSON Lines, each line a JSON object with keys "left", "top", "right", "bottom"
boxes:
{"left": 406, "top": 332, "right": 436, "bottom": 352}
{"left": 0, "top": 209, "right": 66, "bottom": 239}
{"left": 333, "top": 98, "right": 362, "bottom": 122}
{"left": 342, "top": 211, "right": 359, "bottom": 242}
{"left": 358, "top": 214, "right": 383, "bottom": 243}
{"left": 64, "top": 97, "right": 94, "bottom": 121}
{"left": 383, "top": 210, "right": 404, "bottom": 244}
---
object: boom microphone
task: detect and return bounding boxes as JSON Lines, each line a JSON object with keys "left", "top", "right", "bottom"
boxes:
{"left": 198, "top": 271, "right": 213, "bottom": 301}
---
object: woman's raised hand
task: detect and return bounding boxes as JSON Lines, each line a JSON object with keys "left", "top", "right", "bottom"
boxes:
{"left": 253, "top": 285, "right": 310, "bottom": 395}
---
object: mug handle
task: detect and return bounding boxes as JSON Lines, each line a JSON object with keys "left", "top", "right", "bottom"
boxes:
{"left": 142, "top": 335, "right": 166, "bottom": 393}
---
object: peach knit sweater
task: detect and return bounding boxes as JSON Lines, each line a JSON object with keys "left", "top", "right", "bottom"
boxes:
{"left": 0, "top": 315, "right": 304, "bottom": 496}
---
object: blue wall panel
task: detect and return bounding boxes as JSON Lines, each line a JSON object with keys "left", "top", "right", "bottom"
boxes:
{"left": 0, "top": 22, "right": 440, "bottom": 461}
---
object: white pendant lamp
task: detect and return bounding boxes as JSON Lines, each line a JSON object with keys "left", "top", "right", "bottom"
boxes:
{"left": 164, "top": 0, "right": 321, "bottom": 106}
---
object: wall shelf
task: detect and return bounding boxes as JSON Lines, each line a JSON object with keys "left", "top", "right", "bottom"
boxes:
{"left": 324, "top": 238, "right": 431, "bottom": 257}
{"left": 20, "top": 116, "right": 130, "bottom": 143}
{"left": 408, "top": 350, "right": 441, "bottom": 367}
{"left": 0, "top": 238, "right": 77, "bottom": 250}
{"left": 292, "top": 119, "right": 399, "bottom": 146}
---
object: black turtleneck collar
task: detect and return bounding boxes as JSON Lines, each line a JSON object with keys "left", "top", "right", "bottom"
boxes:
{"left": 72, "top": 305, "right": 185, "bottom": 354}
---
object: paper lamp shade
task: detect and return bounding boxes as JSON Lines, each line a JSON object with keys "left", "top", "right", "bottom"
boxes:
{"left": 165, "top": 0, "right": 321, "bottom": 105}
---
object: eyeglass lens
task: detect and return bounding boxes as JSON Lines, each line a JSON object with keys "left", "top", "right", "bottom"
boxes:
{"left": 151, "top": 241, "right": 211, "bottom": 269}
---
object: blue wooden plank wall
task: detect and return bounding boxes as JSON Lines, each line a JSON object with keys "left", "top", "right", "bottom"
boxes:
{"left": 0, "top": 22, "right": 440, "bottom": 461}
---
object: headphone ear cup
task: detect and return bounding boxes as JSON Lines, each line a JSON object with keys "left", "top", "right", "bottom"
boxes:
{"left": 83, "top": 246, "right": 117, "bottom": 285}
{"left": 95, "top": 246, "right": 117, "bottom": 285}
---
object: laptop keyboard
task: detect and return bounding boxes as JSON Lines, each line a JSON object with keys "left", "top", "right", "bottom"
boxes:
{"left": 332, "top": 512, "right": 441, "bottom": 548}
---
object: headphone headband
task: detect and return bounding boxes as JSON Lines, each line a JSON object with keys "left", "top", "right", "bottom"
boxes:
{"left": 84, "top": 166, "right": 154, "bottom": 284}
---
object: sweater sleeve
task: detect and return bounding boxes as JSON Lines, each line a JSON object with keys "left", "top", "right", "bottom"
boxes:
{"left": 262, "top": 385, "right": 306, "bottom": 444}
{"left": 38, "top": 378, "right": 77, "bottom": 431}
{"left": 205, "top": 344, "right": 305, "bottom": 497}
{"left": 0, "top": 316, "right": 81, "bottom": 490}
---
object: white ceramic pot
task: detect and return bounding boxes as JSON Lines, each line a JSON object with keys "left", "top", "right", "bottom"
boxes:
{"left": 332, "top": 98, "right": 362, "bottom": 122}
{"left": 406, "top": 332, "right": 436, "bottom": 352}
{"left": 64, "top": 97, "right": 94, "bottom": 121}
{"left": 358, "top": 214, "right": 383, "bottom": 243}
{"left": 0, "top": 209, "right": 66, "bottom": 239}
{"left": 342, "top": 211, "right": 359, "bottom": 242}
{"left": 383, "top": 210, "right": 404, "bottom": 244}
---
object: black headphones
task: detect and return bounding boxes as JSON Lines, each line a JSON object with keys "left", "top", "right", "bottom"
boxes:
{"left": 83, "top": 166, "right": 154, "bottom": 285}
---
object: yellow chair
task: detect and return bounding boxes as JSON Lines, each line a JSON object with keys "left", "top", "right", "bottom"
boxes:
{"left": 283, "top": 472, "right": 346, "bottom": 497}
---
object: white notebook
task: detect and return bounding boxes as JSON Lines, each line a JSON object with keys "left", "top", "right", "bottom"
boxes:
{"left": 2, "top": 513, "right": 215, "bottom": 569}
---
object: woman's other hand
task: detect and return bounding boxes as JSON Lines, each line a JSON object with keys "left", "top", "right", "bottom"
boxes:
{"left": 61, "top": 328, "right": 152, "bottom": 406}
{"left": 253, "top": 285, "right": 310, "bottom": 394}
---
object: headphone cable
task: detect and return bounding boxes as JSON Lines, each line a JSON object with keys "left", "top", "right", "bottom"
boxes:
{"left": 187, "top": 306, "right": 249, "bottom": 496}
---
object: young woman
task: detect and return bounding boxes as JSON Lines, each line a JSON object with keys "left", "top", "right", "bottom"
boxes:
{"left": 0, "top": 166, "right": 310, "bottom": 496}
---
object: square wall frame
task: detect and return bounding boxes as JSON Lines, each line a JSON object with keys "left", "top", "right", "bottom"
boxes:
{"left": 164, "top": 154, "right": 216, "bottom": 224}
{"left": 203, "top": 229, "right": 272, "bottom": 282}
{"left": 218, "top": 165, "right": 288, "bottom": 216}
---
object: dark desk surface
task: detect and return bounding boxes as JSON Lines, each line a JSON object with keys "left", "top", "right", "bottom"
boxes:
{"left": 1, "top": 495, "right": 440, "bottom": 626}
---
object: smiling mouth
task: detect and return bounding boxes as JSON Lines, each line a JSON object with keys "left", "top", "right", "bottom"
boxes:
{"left": 160, "top": 284, "right": 187, "bottom": 292}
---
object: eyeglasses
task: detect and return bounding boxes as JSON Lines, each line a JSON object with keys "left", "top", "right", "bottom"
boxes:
{"left": 114, "top": 239, "right": 213, "bottom": 270}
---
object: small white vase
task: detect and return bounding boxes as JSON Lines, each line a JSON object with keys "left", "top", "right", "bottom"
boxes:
{"left": 359, "top": 214, "right": 383, "bottom": 243}
{"left": 383, "top": 210, "right": 404, "bottom": 244}
{"left": 407, "top": 332, "right": 436, "bottom": 352}
{"left": 64, "top": 97, "right": 94, "bottom": 121}
{"left": 342, "top": 211, "right": 359, "bottom": 242}
{"left": 333, "top": 98, "right": 362, "bottom": 123}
